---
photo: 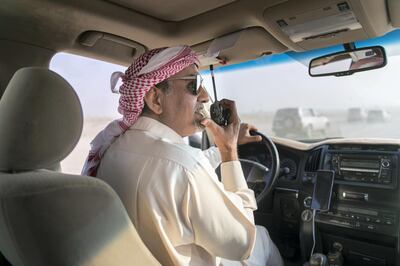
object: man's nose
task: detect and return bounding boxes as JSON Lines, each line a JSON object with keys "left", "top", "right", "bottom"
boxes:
{"left": 197, "top": 86, "right": 209, "bottom": 103}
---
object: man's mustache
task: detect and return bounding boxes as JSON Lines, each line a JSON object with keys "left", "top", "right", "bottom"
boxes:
{"left": 194, "top": 103, "right": 210, "bottom": 119}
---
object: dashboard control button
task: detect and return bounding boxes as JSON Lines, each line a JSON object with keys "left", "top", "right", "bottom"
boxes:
{"left": 381, "top": 160, "right": 390, "bottom": 168}
{"left": 366, "top": 224, "right": 376, "bottom": 230}
{"left": 382, "top": 172, "right": 391, "bottom": 180}
{"left": 384, "top": 219, "right": 394, "bottom": 225}
{"left": 303, "top": 196, "right": 312, "bottom": 208}
{"left": 301, "top": 209, "right": 313, "bottom": 222}
{"left": 329, "top": 219, "right": 352, "bottom": 227}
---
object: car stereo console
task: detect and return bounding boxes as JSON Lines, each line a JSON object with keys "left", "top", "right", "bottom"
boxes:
{"left": 316, "top": 205, "right": 398, "bottom": 236}
{"left": 323, "top": 150, "right": 398, "bottom": 188}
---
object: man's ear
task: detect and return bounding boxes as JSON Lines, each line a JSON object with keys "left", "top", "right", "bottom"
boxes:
{"left": 144, "top": 87, "right": 163, "bottom": 115}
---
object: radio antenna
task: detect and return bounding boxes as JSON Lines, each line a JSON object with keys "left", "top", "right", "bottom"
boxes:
{"left": 210, "top": 65, "right": 218, "bottom": 102}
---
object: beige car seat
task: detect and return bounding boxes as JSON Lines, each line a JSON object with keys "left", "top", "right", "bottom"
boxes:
{"left": 0, "top": 67, "right": 159, "bottom": 266}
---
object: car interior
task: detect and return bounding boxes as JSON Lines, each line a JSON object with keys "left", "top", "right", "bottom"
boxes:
{"left": 1, "top": 0, "right": 400, "bottom": 265}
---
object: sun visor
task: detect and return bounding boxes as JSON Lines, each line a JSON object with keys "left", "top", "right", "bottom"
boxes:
{"left": 76, "top": 31, "right": 147, "bottom": 66}
{"left": 192, "top": 27, "right": 286, "bottom": 68}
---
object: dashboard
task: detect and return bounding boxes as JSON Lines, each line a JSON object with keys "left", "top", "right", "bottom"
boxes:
{"left": 242, "top": 138, "right": 400, "bottom": 266}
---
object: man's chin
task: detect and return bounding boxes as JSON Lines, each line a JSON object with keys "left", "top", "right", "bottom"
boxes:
{"left": 194, "top": 120, "right": 205, "bottom": 132}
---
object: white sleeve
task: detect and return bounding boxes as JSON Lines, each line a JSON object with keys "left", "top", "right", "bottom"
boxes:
{"left": 220, "top": 161, "right": 257, "bottom": 223}
{"left": 202, "top": 146, "right": 221, "bottom": 169}
{"left": 185, "top": 161, "right": 257, "bottom": 261}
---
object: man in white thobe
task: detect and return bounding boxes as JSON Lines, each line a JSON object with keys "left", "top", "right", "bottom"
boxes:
{"left": 83, "top": 46, "right": 283, "bottom": 266}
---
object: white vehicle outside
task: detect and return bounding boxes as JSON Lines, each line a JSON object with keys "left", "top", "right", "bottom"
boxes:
{"left": 272, "top": 108, "right": 329, "bottom": 138}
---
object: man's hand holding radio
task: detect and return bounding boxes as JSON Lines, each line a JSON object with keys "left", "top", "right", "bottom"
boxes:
{"left": 201, "top": 99, "right": 240, "bottom": 162}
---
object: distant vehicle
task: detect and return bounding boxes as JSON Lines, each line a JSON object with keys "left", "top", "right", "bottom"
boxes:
{"left": 272, "top": 108, "right": 330, "bottom": 138}
{"left": 347, "top": 107, "right": 367, "bottom": 122}
{"left": 367, "top": 109, "right": 390, "bottom": 123}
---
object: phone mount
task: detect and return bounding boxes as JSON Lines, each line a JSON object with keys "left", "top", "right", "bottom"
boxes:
{"left": 300, "top": 170, "right": 340, "bottom": 265}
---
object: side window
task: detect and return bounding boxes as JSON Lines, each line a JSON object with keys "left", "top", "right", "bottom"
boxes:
{"left": 302, "top": 108, "right": 313, "bottom": 117}
{"left": 50, "top": 53, "right": 125, "bottom": 174}
{"left": 50, "top": 53, "right": 203, "bottom": 174}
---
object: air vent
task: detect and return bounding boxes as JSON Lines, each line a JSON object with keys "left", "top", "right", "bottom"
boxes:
{"left": 305, "top": 149, "right": 322, "bottom": 172}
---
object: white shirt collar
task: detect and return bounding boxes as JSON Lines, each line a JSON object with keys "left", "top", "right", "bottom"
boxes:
{"left": 131, "top": 116, "right": 185, "bottom": 144}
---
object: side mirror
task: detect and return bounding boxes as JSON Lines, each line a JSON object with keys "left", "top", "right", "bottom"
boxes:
{"left": 309, "top": 46, "right": 387, "bottom": 77}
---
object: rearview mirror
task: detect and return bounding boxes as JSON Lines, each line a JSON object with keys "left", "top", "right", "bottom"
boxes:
{"left": 309, "top": 46, "right": 386, "bottom": 77}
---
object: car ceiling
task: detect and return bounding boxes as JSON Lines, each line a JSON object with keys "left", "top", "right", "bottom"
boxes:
{"left": 0, "top": 0, "right": 399, "bottom": 68}
{"left": 105, "top": 0, "right": 239, "bottom": 21}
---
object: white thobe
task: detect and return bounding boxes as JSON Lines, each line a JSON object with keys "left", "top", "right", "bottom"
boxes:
{"left": 97, "top": 117, "right": 258, "bottom": 265}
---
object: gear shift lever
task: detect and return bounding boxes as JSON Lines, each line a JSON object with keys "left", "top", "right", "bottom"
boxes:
{"left": 309, "top": 253, "right": 328, "bottom": 266}
{"left": 327, "top": 242, "right": 344, "bottom": 266}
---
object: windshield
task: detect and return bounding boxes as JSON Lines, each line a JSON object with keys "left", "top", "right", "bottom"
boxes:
{"left": 201, "top": 29, "right": 400, "bottom": 142}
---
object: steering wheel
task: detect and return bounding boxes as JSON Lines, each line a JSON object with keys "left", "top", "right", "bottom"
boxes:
{"left": 238, "top": 131, "right": 280, "bottom": 202}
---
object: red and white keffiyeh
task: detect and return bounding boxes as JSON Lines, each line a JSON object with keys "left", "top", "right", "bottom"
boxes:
{"left": 82, "top": 45, "right": 198, "bottom": 176}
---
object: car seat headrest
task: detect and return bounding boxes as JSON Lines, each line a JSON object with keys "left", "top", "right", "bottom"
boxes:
{"left": 0, "top": 67, "right": 83, "bottom": 172}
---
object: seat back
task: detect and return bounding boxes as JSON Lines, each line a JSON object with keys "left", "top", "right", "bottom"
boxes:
{"left": 0, "top": 67, "right": 159, "bottom": 266}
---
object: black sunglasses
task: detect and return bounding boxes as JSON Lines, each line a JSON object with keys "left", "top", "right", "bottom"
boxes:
{"left": 168, "top": 74, "right": 204, "bottom": 95}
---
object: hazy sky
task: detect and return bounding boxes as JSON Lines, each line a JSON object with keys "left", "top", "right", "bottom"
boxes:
{"left": 50, "top": 50, "right": 400, "bottom": 118}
